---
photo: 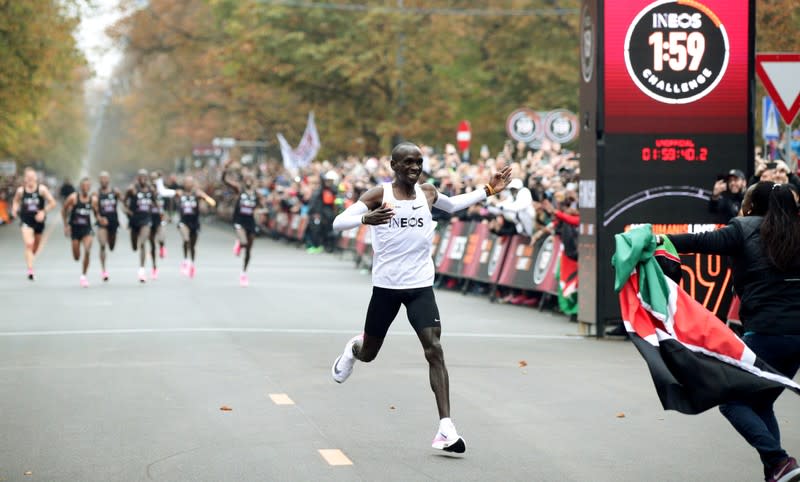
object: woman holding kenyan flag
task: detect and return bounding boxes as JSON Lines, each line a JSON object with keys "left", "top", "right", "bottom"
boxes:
{"left": 665, "top": 182, "right": 800, "bottom": 482}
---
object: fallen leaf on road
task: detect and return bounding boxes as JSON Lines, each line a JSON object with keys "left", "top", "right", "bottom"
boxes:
{"left": 220, "top": 405, "right": 233, "bottom": 411}
{"left": 518, "top": 360, "right": 528, "bottom": 368}
{"left": 521, "top": 370, "right": 528, "bottom": 375}
{"left": 616, "top": 412, "right": 626, "bottom": 418}
{"left": 24, "top": 472, "right": 32, "bottom": 476}
{"left": 389, "top": 405, "right": 396, "bottom": 410}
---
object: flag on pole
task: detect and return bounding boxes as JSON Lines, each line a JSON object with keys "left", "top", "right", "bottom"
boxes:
{"left": 277, "top": 133, "right": 296, "bottom": 172}
{"left": 277, "top": 112, "right": 321, "bottom": 170}
{"left": 613, "top": 225, "right": 800, "bottom": 415}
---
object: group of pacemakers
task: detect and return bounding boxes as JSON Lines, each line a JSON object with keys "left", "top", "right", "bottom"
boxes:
{"left": 8, "top": 164, "right": 266, "bottom": 287}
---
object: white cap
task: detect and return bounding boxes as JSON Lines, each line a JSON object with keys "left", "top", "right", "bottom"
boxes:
{"left": 324, "top": 170, "right": 339, "bottom": 182}
{"left": 508, "top": 178, "right": 523, "bottom": 190}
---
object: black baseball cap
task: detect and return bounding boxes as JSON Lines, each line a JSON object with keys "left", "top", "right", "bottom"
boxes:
{"left": 727, "top": 169, "right": 746, "bottom": 180}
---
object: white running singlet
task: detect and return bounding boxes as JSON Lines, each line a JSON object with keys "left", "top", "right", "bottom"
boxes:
{"left": 371, "top": 183, "right": 435, "bottom": 289}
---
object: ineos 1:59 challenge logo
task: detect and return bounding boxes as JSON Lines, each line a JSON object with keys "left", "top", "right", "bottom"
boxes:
{"left": 624, "top": 0, "right": 729, "bottom": 104}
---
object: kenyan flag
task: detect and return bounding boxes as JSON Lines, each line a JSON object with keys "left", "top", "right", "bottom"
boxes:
{"left": 613, "top": 225, "right": 800, "bottom": 415}
{"left": 557, "top": 254, "right": 578, "bottom": 316}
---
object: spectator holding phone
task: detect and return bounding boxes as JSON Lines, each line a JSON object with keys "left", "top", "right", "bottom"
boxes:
{"left": 709, "top": 169, "right": 746, "bottom": 223}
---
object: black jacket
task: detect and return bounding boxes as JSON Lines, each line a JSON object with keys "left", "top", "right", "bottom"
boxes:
{"left": 669, "top": 216, "right": 800, "bottom": 335}
{"left": 708, "top": 190, "right": 743, "bottom": 223}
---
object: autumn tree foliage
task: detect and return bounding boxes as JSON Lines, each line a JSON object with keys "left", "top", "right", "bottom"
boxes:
{"left": 0, "top": 0, "right": 88, "bottom": 176}
{"left": 98, "top": 0, "right": 581, "bottom": 165}
{"left": 96, "top": 0, "right": 798, "bottom": 168}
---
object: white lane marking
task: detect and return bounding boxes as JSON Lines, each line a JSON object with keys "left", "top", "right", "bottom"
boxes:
{"left": 0, "top": 327, "right": 583, "bottom": 340}
{"left": 318, "top": 449, "right": 353, "bottom": 466}
{"left": 268, "top": 393, "right": 295, "bottom": 405}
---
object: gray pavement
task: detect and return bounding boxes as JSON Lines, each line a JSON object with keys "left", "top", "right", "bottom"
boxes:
{"left": 0, "top": 215, "right": 797, "bottom": 482}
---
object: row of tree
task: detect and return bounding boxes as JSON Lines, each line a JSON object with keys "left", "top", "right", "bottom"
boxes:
{"left": 94, "top": 0, "right": 798, "bottom": 171}
{"left": 94, "top": 0, "right": 580, "bottom": 170}
{"left": 0, "top": 0, "right": 88, "bottom": 177}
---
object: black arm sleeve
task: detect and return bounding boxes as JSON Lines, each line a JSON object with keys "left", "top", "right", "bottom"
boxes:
{"left": 667, "top": 222, "right": 743, "bottom": 256}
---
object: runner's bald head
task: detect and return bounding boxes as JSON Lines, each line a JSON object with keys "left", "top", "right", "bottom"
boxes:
{"left": 391, "top": 142, "right": 421, "bottom": 162}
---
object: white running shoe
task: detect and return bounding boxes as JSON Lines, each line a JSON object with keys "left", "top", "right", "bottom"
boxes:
{"left": 79, "top": 275, "right": 89, "bottom": 288}
{"left": 331, "top": 334, "right": 363, "bottom": 383}
{"left": 432, "top": 420, "right": 466, "bottom": 453}
{"left": 137, "top": 267, "right": 146, "bottom": 283}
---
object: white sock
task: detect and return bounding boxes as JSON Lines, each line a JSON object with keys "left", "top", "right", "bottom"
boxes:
{"left": 439, "top": 417, "right": 455, "bottom": 433}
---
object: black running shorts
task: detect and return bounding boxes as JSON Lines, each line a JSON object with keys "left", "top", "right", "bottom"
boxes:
{"left": 97, "top": 216, "right": 119, "bottom": 233}
{"left": 20, "top": 218, "right": 45, "bottom": 234}
{"left": 234, "top": 217, "right": 256, "bottom": 235}
{"left": 364, "top": 286, "right": 441, "bottom": 338}
{"left": 70, "top": 225, "right": 93, "bottom": 240}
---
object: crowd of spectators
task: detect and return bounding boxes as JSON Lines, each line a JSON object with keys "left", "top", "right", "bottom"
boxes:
{"left": 195, "top": 139, "right": 581, "bottom": 255}
{"left": 0, "top": 174, "right": 21, "bottom": 224}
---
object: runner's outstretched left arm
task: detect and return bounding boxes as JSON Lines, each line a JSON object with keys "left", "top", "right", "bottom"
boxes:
{"left": 432, "top": 189, "right": 487, "bottom": 213}
{"left": 431, "top": 165, "right": 512, "bottom": 213}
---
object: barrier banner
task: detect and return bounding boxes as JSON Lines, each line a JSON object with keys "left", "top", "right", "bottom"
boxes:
{"left": 497, "top": 236, "right": 532, "bottom": 289}
{"left": 460, "top": 222, "right": 490, "bottom": 280}
{"left": 532, "top": 235, "right": 562, "bottom": 295}
{"left": 441, "top": 221, "right": 471, "bottom": 277}
{"left": 480, "top": 234, "right": 511, "bottom": 284}
{"left": 434, "top": 220, "right": 466, "bottom": 275}
{"left": 496, "top": 234, "right": 562, "bottom": 295}
{"left": 430, "top": 221, "right": 442, "bottom": 258}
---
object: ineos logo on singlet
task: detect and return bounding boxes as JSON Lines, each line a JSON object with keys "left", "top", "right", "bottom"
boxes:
{"left": 181, "top": 195, "right": 198, "bottom": 214}
{"left": 100, "top": 193, "right": 116, "bottom": 213}
{"left": 23, "top": 195, "right": 39, "bottom": 212}
{"left": 135, "top": 192, "right": 153, "bottom": 212}
{"left": 238, "top": 193, "right": 256, "bottom": 215}
{"left": 389, "top": 217, "right": 424, "bottom": 228}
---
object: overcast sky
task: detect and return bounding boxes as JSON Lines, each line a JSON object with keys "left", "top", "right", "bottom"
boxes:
{"left": 76, "top": 0, "right": 124, "bottom": 81}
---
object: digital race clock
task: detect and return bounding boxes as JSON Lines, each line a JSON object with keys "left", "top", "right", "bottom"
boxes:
{"left": 640, "top": 138, "right": 709, "bottom": 162}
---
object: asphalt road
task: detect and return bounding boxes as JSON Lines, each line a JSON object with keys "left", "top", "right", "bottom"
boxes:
{"left": 0, "top": 215, "right": 797, "bottom": 482}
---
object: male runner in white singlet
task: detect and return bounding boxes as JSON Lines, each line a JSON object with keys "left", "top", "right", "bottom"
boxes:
{"left": 330, "top": 142, "right": 511, "bottom": 453}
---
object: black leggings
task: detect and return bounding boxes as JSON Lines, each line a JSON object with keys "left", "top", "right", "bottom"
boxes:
{"left": 364, "top": 286, "right": 441, "bottom": 338}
